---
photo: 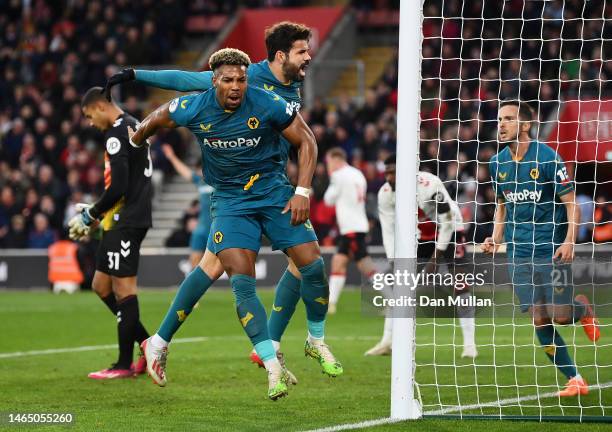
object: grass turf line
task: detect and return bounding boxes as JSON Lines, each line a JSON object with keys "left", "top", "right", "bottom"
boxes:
{"left": 0, "top": 289, "right": 609, "bottom": 431}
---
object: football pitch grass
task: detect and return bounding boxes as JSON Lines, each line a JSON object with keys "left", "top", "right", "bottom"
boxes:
{"left": 0, "top": 288, "right": 610, "bottom": 431}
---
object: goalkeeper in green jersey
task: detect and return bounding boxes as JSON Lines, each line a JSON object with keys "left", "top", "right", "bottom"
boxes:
{"left": 482, "top": 100, "right": 600, "bottom": 397}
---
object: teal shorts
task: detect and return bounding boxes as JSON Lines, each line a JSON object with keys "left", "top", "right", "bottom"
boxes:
{"left": 206, "top": 205, "right": 318, "bottom": 254}
{"left": 190, "top": 225, "right": 210, "bottom": 252}
{"left": 509, "top": 257, "right": 574, "bottom": 313}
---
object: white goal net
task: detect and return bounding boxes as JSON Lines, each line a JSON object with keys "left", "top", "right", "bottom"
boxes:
{"left": 410, "top": 0, "right": 612, "bottom": 421}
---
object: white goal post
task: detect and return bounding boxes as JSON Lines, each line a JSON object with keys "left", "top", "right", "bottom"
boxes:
{"left": 393, "top": 0, "right": 611, "bottom": 423}
{"left": 391, "top": 0, "right": 424, "bottom": 421}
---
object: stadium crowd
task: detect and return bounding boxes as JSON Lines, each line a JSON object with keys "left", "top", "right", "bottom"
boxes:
{"left": 0, "top": 0, "right": 190, "bottom": 248}
{"left": 418, "top": 0, "right": 611, "bottom": 244}
{"left": 1, "top": 0, "right": 610, "bottom": 250}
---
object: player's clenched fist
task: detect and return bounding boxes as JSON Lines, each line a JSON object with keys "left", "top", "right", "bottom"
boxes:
{"left": 481, "top": 236, "right": 501, "bottom": 254}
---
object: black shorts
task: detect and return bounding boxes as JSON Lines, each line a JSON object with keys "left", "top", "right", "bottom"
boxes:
{"left": 417, "top": 231, "right": 467, "bottom": 261}
{"left": 336, "top": 232, "right": 369, "bottom": 261}
{"left": 417, "top": 231, "right": 472, "bottom": 292}
{"left": 96, "top": 227, "right": 148, "bottom": 277}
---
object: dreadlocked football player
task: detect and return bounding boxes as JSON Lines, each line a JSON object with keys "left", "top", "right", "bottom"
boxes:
{"left": 69, "top": 87, "right": 152, "bottom": 379}
{"left": 104, "top": 23, "right": 342, "bottom": 378}
{"left": 131, "top": 48, "right": 338, "bottom": 400}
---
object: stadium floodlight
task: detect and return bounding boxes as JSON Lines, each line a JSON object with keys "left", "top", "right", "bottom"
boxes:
{"left": 394, "top": 0, "right": 611, "bottom": 424}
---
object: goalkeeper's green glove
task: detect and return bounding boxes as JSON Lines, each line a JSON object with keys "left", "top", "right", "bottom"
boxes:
{"left": 103, "top": 68, "right": 135, "bottom": 101}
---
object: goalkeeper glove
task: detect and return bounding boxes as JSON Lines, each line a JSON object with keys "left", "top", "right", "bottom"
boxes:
{"left": 68, "top": 215, "right": 89, "bottom": 241}
{"left": 68, "top": 203, "right": 96, "bottom": 241}
{"left": 76, "top": 203, "right": 96, "bottom": 225}
{"left": 103, "top": 68, "right": 135, "bottom": 101}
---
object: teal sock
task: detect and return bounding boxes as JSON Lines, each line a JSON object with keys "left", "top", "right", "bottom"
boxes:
{"left": 254, "top": 340, "right": 276, "bottom": 362}
{"left": 307, "top": 319, "right": 325, "bottom": 339}
{"left": 158, "top": 267, "right": 212, "bottom": 341}
{"left": 535, "top": 324, "right": 577, "bottom": 379}
{"left": 268, "top": 269, "right": 301, "bottom": 342}
{"left": 299, "top": 257, "right": 328, "bottom": 337}
{"left": 231, "top": 274, "right": 270, "bottom": 346}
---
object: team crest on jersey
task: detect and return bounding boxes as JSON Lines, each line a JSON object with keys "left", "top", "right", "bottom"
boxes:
{"left": 106, "top": 137, "right": 121, "bottom": 155}
{"left": 200, "top": 123, "right": 212, "bottom": 131}
{"left": 498, "top": 171, "right": 508, "bottom": 180}
{"left": 247, "top": 117, "right": 259, "bottom": 130}
{"left": 214, "top": 231, "right": 223, "bottom": 244}
{"left": 530, "top": 168, "right": 539, "bottom": 180}
{"left": 264, "top": 84, "right": 275, "bottom": 91}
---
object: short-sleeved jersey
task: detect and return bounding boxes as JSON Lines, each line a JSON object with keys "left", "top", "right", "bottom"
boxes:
{"left": 248, "top": 61, "right": 302, "bottom": 161}
{"left": 378, "top": 182, "right": 395, "bottom": 259}
{"left": 489, "top": 140, "right": 573, "bottom": 258}
{"left": 136, "top": 60, "right": 302, "bottom": 160}
{"left": 323, "top": 164, "right": 369, "bottom": 235}
{"left": 191, "top": 172, "right": 213, "bottom": 228}
{"left": 100, "top": 114, "right": 153, "bottom": 231}
{"left": 169, "top": 86, "right": 296, "bottom": 216}
{"left": 417, "top": 171, "right": 464, "bottom": 251}
{"left": 247, "top": 61, "right": 302, "bottom": 113}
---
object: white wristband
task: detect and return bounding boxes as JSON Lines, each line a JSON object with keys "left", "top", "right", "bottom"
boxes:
{"left": 295, "top": 186, "right": 311, "bottom": 198}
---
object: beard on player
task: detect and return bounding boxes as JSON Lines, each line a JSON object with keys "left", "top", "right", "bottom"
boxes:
{"left": 282, "top": 57, "right": 309, "bottom": 82}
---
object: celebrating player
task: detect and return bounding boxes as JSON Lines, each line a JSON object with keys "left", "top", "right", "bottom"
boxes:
{"left": 322, "top": 147, "right": 377, "bottom": 314}
{"left": 131, "top": 48, "right": 341, "bottom": 400}
{"left": 365, "top": 154, "right": 477, "bottom": 358}
{"left": 481, "top": 100, "right": 600, "bottom": 397}
{"left": 161, "top": 144, "right": 213, "bottom": 268}
{"left": 104, "top": 22, "right": 327, "bottom": 371}
{"left": 70, "top": 88, "right": 152, "bottom": 379}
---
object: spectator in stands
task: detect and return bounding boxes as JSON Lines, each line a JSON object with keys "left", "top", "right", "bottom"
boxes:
{"left": 166, "top": 216, "right": 199, "bottom": 248}
{"left": 28, "top": 212, "right": 57, "bottom": 249}
{"left": 355, "top": 89, "right": 382, "bottom": 128}
{"left": 0, "top": 185, "right": 18, "bottom": 231}
{"left": 593, "top": 195, "right": 612, "bottom": 244}
{"left": 4, "top": 214, "right": 28, "bottom": 248}
{"left": 358, "top": 123, "right": 381, "bottom": 162}
{"left": 0, "top": 0, "right": 608, "bottom": 250}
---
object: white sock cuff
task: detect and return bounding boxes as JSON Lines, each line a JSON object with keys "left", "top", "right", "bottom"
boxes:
{"left": 308, "top": 333, "right": 324, "bottom": 344}
{"left": 151, "top": 333, "right": 169, "bottom": 348}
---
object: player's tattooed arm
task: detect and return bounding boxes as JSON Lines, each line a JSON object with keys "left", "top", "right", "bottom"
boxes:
{"left": 555, "top": 191, "right": 579, "bottom": 263}
{"left": 129, "top": 102, "right": 177, "bottom": 147}
{"left": 281, "top": 113, "right": 317, "bottom": 225}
